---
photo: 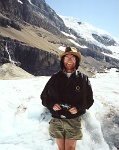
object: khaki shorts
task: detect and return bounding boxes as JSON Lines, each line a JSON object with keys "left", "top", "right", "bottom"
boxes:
{"left": 49, "top": 117, "right": 82, "bottom": 140}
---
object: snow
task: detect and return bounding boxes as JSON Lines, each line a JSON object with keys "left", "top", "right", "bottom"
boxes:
{"left": 61, "top": 31, "right": 76, "bottom": 39}
{"left": 16, "top": 0, "right": 33, "bottom": 5}
{"left": 106, "top": 46, "right": 119, "bottom": 60}
{"left": 102, "top": 52, "right": 119, "bottom": 60}
{"left": 68, "top": 39, "right": 88, "bottom": 48}
{"left": 27, "top": 0, "right": 33, "bottom": 5}
{"left": 58, "top": 46, "right": 65, "bottom": 51}
{"left": 17, "top": 0, "right": 23, "bottom": 4}
{"left": 60, "top": 15, "right": 111, "bottom": 47}
{"left": 0, "top": 69, "right": 119, "bottom": 150}
{"left": 60, "top": 15, "right": 119, "bottom": 60}
{"left": 60, "top": 31, "right": 88, "bottom": 48}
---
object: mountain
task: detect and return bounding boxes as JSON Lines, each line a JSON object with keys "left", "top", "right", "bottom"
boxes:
{"left": 0, "top": 0, "right": 119, "bottom": 77}
{"left": 60, "top": 16, "right": 119, "bottom": 53}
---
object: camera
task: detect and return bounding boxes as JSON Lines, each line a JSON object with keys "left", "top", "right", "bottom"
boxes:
{"left": 60, "top": 103, "right": 71, "bottom": 110}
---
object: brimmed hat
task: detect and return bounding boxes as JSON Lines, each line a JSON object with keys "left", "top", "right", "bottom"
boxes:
{"left": 59, "top": 47, "right": 81, "bottom": 62}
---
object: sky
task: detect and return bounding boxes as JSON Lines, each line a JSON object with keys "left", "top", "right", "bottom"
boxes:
{"left": 0, "top": 68, "right": 119, "bottom": 150}
{"left": 45, "top": 0, "right": 119, "bottom": 38}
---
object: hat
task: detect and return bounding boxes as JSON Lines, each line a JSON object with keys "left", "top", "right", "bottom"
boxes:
{"left": 59, "top": 47, "right": 81, "bottom": 62}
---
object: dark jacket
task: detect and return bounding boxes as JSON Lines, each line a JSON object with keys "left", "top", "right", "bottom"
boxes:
{"left": 40, "top": 70, "right": 94, "bottom": 119}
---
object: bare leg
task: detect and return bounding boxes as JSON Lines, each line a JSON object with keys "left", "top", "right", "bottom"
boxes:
{"left": 65, "top": 139, "right": 77, "bottom": 150}
{"left": 56, "top": 138, "right": 65, "bottom": 150}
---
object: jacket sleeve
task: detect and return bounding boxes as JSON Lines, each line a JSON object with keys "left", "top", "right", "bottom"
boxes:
{"left": 76, "top": 74, "right": 94, "bottom": 111}
{"left": 40, "top": 76, "right": 56, "bottom": 111}
{"left": 85, "top": 76, "right": 94, "bottom": 109}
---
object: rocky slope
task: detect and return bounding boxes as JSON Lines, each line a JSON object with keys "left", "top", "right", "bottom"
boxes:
{"left": 0, "top": 63, "right": 34, "bottom": 79}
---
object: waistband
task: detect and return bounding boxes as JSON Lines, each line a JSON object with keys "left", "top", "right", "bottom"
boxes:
{"left": 52, "top": 114, "right": 80, "bottom": 119}
{"left": 52, "top": 110, "right": 85, "bottom": 119}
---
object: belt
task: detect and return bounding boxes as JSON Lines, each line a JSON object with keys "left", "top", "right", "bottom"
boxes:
{"left": 53, "top": 115, "right": 79, "bottom": 119}
{"left": 60, "top": 115, "right": 67, "bottom": 119}
{"left": 52, "top": 112, "right": 83, "bottom": 119}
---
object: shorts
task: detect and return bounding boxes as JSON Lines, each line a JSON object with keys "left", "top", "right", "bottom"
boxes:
{"left": 49, "top": 117, "right": 83, "bottom": 140}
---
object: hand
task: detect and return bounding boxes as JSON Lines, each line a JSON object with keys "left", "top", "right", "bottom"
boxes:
{"left": 69, "top": 107, "right": 78, "bottom": 114}
{"left": 53, "top": 104, "right": 61, "bottom": 111}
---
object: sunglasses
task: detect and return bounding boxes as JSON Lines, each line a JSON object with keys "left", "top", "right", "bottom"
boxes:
{"left": 64, "top": 56, "right": 76, "bottom": 61}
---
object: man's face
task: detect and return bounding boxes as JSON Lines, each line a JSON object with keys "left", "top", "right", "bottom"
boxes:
{"left": 63, "top": 54, "right": 76, "bottom": 70}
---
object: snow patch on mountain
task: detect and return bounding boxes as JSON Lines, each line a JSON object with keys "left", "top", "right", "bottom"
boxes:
{"left": 103, "top": 46, "right": 119, "bottom": 60}
{"left": 27, "top": 0, "right": 33, "bottom": 5}
{"left": 17, "top": 0, "right": 23, "bottom": 4}
{"left": 16, "top": 0, "right": 33, "bottom": 5}
{"left": 61, "top": 31, "right": 76, "bottom": 39}
{"left": 68, "top": 39, "right": 88, "bottom": 48}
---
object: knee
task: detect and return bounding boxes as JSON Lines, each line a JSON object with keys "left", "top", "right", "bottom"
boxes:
{"left": 66, "top": 145, "right": 75, "bottom": 150}
{"left": 58, "top": 146, "right": 65, "bottom": 150}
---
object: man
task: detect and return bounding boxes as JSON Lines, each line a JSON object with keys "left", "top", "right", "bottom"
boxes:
{"left": 41, "top": 47, "right": 94, "bottom": 150}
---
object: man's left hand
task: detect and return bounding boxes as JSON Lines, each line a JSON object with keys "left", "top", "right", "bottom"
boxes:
{"left": 69, "top": 107, "right": 78, "bottom": 114}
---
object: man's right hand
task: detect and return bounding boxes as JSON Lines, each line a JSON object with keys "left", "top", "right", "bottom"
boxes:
{"left": 53, "top": 104, "right": 61, "bottom": 111}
